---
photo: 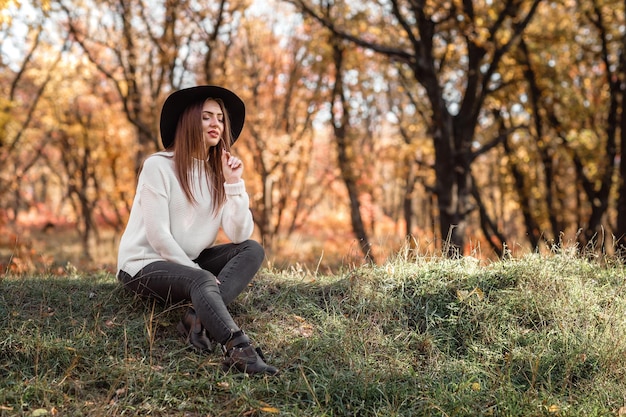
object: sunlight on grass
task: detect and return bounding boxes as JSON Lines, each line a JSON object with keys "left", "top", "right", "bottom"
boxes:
{"left": 1, "top": 251, "right": 626, "bottom": 416}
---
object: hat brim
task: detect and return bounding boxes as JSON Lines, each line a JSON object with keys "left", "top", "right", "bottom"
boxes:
{"left": 159, "top": 85, "right": 245, "bottom": 149}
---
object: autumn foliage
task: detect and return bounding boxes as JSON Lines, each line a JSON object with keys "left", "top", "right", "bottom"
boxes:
{"left": 1, "top": 0, "right": 626, "bottom": 273}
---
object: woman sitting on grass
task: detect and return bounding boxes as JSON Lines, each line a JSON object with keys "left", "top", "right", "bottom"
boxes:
{"left": 116, "top": 86, "right": 278, "bottom": 376}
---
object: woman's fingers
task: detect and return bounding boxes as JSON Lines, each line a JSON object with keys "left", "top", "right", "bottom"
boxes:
{"left": 222, "top": 150, "right": 242, "bottom": 168}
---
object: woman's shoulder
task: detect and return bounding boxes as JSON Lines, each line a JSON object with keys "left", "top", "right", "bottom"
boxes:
{"left": 149, "top": 150, "right": 174, "bottom": 160}
{"left": 138, "top": 152, "right": 175, "bottom": 181}
{"left": 143, "top": 151, "right": 174, "bottom": 168}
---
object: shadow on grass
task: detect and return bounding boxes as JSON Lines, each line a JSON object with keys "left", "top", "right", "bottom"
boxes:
{"left": 0, "top": 272, "right": 416, "bottom": 416}
{"left": 1, "top": 261, "right": 624, "bottom": 417}
{"left": 0, "top": 273, "right": 215, "bottom": 416}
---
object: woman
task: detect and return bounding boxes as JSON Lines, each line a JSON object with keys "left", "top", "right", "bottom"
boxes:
{"left": 116, "top": 85, "right": 278, "bottom": 376}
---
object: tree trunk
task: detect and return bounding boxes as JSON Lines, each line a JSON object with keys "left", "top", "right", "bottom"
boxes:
{"left": 403, "top": 175, "right": 415, "bottom": 237}
{"left": 616, "top": 21, "right": 626, "bottom": 253}
{"left": 617, "top": 134, "right": 626, "bottom": 254}
{"left": 331, "top": 39, "right": 375, "bottom": 263}
{"left": 430, "top": 95, "right": 471, "bottom": 257}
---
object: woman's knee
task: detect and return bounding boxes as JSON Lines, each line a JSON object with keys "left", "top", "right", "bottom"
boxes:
{"left": 242, "top": 239, "right": 265, "bottom": 263}
{"left": 244, "top": 239, "right": 265, "bottom": 255}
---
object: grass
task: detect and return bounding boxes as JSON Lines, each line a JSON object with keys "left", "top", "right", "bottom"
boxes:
{"left": 1, "top": 252, "right": 626, "bottom": 416}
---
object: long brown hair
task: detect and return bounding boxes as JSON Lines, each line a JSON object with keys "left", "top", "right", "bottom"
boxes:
{"left": 168, "top": 98, "right": 233, "bottom": 211}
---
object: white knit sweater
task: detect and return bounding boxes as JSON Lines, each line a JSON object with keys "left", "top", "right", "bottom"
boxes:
{"left": 117, "top": 151, "right": 254, "bottom": 276}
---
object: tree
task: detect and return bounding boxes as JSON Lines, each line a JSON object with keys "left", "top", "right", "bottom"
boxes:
{"left": 0, "top": 2, "right": 67, "bottom": 226}
{"left": 229, "top": 14, "right": 331, "bottom": 253}
{"left": 58, "top": 0, "right": 247, "bottom": 170}
{"left": 329, "top": 35, "right": 375, "bottom": 262}
{"left": 288, "top": 0, "right": 543, "bottom": 256}
{"left": 504, "top": 0, "right": 624, "bottom": 253}
{"left": 35, "top": 52, "right": 137, "bottom": 261}
{"left": 563, "top": 0, "right": 620, "bottom": 251}
{"left": 382, "top": 64, "right": 436, "bottom": 240}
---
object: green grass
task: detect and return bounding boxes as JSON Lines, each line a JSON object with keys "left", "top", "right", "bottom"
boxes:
{"left": 1, "top": 253, "right": 626, "bottom": 416}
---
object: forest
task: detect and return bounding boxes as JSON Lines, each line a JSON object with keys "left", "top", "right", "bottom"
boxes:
{"left": 1, "top": 0, "right": 625, "bottom": 273}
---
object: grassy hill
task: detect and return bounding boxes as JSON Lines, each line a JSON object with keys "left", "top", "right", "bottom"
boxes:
{"left": 1, "top": 252, "right": 625, "bottom": 416}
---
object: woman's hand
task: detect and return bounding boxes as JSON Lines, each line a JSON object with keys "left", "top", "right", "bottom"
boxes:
{"left": 222, "top": 149, "right": 243, "bottom": 184}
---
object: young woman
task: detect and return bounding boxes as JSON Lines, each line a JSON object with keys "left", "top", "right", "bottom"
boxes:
{"left": 116, "top": 86, "right": 278, "bottom": 376}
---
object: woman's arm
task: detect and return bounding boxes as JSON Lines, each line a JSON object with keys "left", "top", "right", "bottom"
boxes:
{"left": 220, "top": 150, "right": 254, "bottom": 242}
{"left": 221, "top": 181, "right": 254, "bottom": 243}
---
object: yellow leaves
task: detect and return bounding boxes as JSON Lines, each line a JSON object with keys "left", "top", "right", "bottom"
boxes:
{"left": 0, "top": 14, "right": 10, "bottom": 30}
{"left": 566, "top": 129, "right": 600, "bottom": 152}
{"left": 456, "top": 287, "right": 484, "bottom": 303}
{"left": 357, "top": 20, "right": 369, "bottom": 34}
{"left": 471, "top": 27, "right": 492, "bottom": 47}
{"left": 0, "top": 0, "right": 50, "bottom": 24}
{"left": 239, "top": 401, "right": 280, "bottom": 415}
{"left": 217, "top": 381, "right": 230, "bottom": 390}
{"left": 0, "top": 0, "right": 19, "bottom": 9}
{"left": 453, "top": 379, "right": 483, "bottom": 396}
{"left": 0, "top": 0, "right": 51, "bottom": 12}
{"left": 258, "top": 405, "right": 281, "bottom": 414}
{"left": 293, "top": 314, "right": 314, "bottom": 338}
{"left": 0, "top": 0, "right": 18, "bottom": 25}
{"left": 218, "top": 384, "right": 278, "bottom": 417}
{"left": 31, "top": 408, "right": 58, "bottom": 417}
{"left": 41, "top": 306, "right": 55, "bottom": 317}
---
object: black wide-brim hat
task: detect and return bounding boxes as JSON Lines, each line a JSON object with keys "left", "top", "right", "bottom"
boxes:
{"left": 159, "top": 85, "right": 245, "bottom": 149}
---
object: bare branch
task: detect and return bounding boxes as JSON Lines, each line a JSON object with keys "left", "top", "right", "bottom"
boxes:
{"left": 286, "top": 0, "right": 414, "bottom": 64}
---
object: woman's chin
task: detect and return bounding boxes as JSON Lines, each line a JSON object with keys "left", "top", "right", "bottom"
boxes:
{"left": 205, "top": 139, "right": 220, "bottom": 148}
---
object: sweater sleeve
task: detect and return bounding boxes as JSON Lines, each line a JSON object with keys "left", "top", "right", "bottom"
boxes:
{"left": 221, "top": 180, "right": 254, "bottom": 243}
{"left": 140, "top": 160, "right": 200, "bottom": 269}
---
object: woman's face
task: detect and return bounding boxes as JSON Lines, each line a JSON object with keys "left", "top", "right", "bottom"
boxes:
{"left": 202, "top": 99, "right": 224, "bottom": 149}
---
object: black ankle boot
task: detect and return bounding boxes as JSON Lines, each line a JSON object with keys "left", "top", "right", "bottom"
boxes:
{"left": 221, "top": 332, "right": 279, "bottom": 376}
{"left": 177, "top": 308, "right": 213, "bottom": 352}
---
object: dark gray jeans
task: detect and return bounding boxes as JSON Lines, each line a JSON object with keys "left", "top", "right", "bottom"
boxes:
{"left": 117, "top": 240, "right": 264, "bottom": 344}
